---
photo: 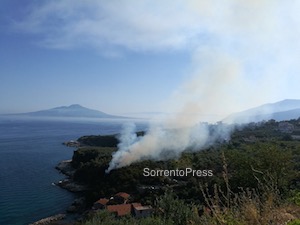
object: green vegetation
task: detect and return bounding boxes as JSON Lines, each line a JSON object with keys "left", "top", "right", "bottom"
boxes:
{"left": 77, "top": 135, "right": 118, "bottom": 147}
{"left": 81, "top": 210, "right": 169, "bottom": 225}
{"left": 288, "top": 219, "right": 300, "bottom": 225}
{"left": 77, "top": 131, "right": 145, "bottom": 147}
{"left": 72, "top": 118, "right": 300, "bottom": 224}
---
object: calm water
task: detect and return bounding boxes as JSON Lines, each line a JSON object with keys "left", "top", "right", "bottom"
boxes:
{"left": 0, "top": 117, "right": 147, "bottom": 225}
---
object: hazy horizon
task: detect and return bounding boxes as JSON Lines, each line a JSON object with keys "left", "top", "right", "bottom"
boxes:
{"left": 0, "top": 103, "right": 228, "bottom": 122}
{"left": 1, "top": 1, "right": 300, "bottom": 121}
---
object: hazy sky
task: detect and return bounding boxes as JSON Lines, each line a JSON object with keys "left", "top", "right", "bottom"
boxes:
{"left": 1, "top": 0, "right": 300, "bottom": 118}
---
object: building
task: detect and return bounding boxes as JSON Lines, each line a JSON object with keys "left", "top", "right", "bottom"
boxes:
{"left": 132, "top": 203, "right": 153, "bottom": 218}
{"left": 93, "top": 192, "right": 152, "bottom": 218}
{"left": 106, "top": 203, "right": 153, "bottom": 218}
{"left": 93, "top": 198, "right": 109, "bottom": 210}
{"left": 113, "top": 192, "right": 130, "bottom": 204}
{"left": 107, "top": 204, "right": 132, "bottom": 217}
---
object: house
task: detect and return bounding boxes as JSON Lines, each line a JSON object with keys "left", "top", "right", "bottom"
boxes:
{"left": 106, "top": 203, "right": 153, "bottom": 218}
{"left": 93, "top": 192, "right": 152, "bottom": 218}
{"left": 107, "top": 204, "right": 132, "bottom": 217}
{"left": 93, "top": 198, "right": 109, "bottom": 210}
{"left": 113, "top": 192, "right": 130, "bottom": 204}
{"left": 132, "top": 203, "right": 153, "bottom": 218}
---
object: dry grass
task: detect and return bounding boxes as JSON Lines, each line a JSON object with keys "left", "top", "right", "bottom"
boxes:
{"left": 198, "top": 152, "right": 300, "bottom": 225}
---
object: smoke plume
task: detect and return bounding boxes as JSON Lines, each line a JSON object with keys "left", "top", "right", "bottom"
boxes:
{"left": 103, "top": 1, "right": 300, "bottom": 172}
{"left": 9, "top": 1, "right": 300, "bottom": 171}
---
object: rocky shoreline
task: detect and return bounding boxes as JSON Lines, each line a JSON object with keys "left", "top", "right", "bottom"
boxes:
{"left": 55, "top": 160, "right": 89, "bottom": 193}
{"left": 55, "top": 160, "right": 74, "bottom": 176}
{"left": 55, "top": 160, "right": 88, "bottom": 213}
{"left": 30, "top": 160, "right": 88, "bottom": 225}
{"left": 29, "top": 214, "right": 66, "bottom": 225}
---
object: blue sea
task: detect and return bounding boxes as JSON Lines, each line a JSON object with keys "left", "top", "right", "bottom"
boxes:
{"left": 0, "top": 117, "right": 147, "bottom": 225}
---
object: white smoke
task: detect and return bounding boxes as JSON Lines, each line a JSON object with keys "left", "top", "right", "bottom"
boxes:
{"left": 15, "top": 1, "right": 300, "bottom": 171}
{"left": 106, "top": 50, "right": 240, "bottom": 172}
{"left": 106, "top": 1, "right": 300, "bottom": 172}
{"left": 117, "top": 123, "right": 139, "bottom": 151}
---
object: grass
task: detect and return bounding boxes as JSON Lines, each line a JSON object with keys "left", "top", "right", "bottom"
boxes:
{"left": 198, "top": 152, "right": 300, "bottom": 225}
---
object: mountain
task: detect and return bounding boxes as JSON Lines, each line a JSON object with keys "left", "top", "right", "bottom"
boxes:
{"left": 224, "top": 99, "right": 300, "bottom": 123}
{"left": 270, "top": 108, "right": 300, "bottom": 121}
{"left": 9, "top": 104, "right": 125, "bottom": 119}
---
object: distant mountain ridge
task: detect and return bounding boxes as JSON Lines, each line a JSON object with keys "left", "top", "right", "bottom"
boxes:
{"left": 9, "top": 104, "right": 125, "bottom": 119}
{"left": 224, "top": 99, "right": 300, "bottom": 123}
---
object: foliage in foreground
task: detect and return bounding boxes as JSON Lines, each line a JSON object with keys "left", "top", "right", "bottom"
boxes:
{"left": 75, "top": 119, "right": 300, "bottom": 224}
{"left": 80, "top": 155, "right": 300, "bottom": 225}
{"left": 80, "top": 186, "right": 300, "bottom": 225}
{"left": 288, "top": 219, "right": 300, "bottom": 225}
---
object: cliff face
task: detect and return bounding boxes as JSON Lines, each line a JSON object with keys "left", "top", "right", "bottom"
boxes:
{"left": 56, "top": 160, "right": 74, "bottom": 176}
{"left": 55, "top": 160, "right": 89, "bottom": 192}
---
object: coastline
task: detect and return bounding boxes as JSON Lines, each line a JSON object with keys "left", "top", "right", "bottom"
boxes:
{"left": 55, "top": 160, "right": 89, "bottom": 193}
{"left": 29, "top": 214, "right": 66, "bottom": 225}
{"left": 55, "top": 160, "right": 88, "bottom": 214}
{"left": 0, "top": 120, "right": 131, "bottom": 225}
{"left": 30, "top": 160, "right": 88, "bottom": 225}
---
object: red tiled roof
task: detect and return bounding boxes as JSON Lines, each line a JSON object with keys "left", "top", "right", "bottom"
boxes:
{"left": 96, "top": 198, "right": 109, "bottom": 206}
{"left": 115, "top": 192, "right": 130, "bottom": 199}
{"left": 107, "top": 204, "right": 132, "bottom": 216}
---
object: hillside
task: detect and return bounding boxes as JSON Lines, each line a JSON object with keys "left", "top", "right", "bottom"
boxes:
{"left": 224, "top": 99, "right": 300, "bottom": 123}
{"left": 63, "top": 118, "right": 300, "bottom": 225}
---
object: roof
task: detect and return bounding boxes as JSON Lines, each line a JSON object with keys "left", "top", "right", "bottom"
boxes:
{"left": 107, "top": 204, "right": 132, "bottom": 216}
{"left": 115, "top": 192, "right": 130, "bottom": 199}
{"left": 132, "top": 203, "right": 142, "bottom": 208}
{"left": 95, "top": 198, "right": 109, "bottom": 206}
{"left": 134, "top": 206, "right": 152, "bottom": 211}
{"left": 132, "top": 203, "right": 152, "bottom": 211}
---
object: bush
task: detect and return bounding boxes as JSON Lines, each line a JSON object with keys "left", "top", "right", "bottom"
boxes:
{"left": 288, "top": 219, "right": 300, "bottom": 225}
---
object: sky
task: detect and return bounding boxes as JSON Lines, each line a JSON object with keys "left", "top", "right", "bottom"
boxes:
{"left": 1, "top": 0, "right": 300, "bottom": 120}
